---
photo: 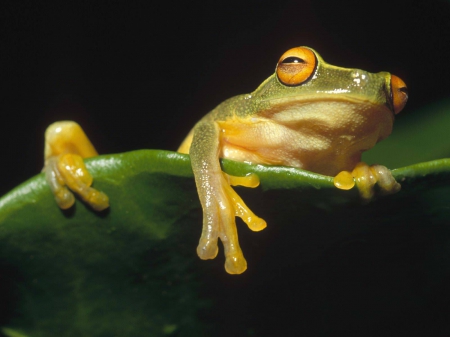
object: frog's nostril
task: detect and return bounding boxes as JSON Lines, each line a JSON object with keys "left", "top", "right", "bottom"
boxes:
{"left": 391, "top": 75, "right": 408, "bottom": 114}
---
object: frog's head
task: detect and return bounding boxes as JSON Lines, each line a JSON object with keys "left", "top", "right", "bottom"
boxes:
{"left": 256, "top": 46, "right": 408, "bottom": 115}
{"left": 252, "top": 46, "right": 408, "bottom": 147}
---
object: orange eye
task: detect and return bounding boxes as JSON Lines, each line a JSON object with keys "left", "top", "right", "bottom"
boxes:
{"left": 276, "top": 47, "right": 316, "bottom": 86}
{"left": 391, "top": 75, "right": 408, "bottom": 114}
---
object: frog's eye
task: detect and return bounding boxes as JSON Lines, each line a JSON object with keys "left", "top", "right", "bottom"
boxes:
{"left": 390, "top": 75, "right": 408, "bottom": 114}
{"left": 276, "top": 47, "right": 316, "bottom": 86}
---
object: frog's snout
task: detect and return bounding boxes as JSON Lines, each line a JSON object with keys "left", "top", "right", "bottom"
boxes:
{"left": 390, "top": 75, "right": 408, "bottom": 114}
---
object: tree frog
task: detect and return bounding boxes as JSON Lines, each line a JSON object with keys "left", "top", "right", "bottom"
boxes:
{"left": 43, "top": 46, "right": 408, "bottom": 275}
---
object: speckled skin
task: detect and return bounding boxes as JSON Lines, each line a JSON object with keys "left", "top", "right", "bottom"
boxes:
{"left": 178, "top": 47, "right": 402, "bottom": 274}
{"left": 181, "top": 48, "right": 396, "bottom": 174}
{"left": 41, "top": 47, "right": 406, "bottom": 274}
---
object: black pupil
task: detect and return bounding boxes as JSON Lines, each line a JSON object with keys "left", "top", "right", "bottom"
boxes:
{"left": 282, "top": 56, "right": 304, "bottom": 64}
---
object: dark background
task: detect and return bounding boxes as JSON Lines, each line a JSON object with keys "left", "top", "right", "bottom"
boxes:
{"left": 1, "top": 0, "right": 450, "bottom": 195}
{"left": 2, "top": 1, "right": 450, "bottom": 336}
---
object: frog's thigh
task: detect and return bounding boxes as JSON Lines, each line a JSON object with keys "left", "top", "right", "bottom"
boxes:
{"left": 333, "top": 162, "right": 400, "bottom": 201}
{"left": 44, "top": 121, "right": 109, "bottom": 211}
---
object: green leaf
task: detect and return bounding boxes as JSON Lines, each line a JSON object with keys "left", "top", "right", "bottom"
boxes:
{"left": 1, "top": 101, "right": 450, "bottom": 336}
{"left": 1, "top": 150, "right": 450, "bottom": 336}
{"left": 0, "top": 151, "right": 205, "bottom": 337}
{"left": 363, "top": 99, "right": 450, "bottom": 167}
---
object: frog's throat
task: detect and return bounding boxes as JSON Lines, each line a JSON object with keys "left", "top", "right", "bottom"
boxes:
{"left": 260, "top": 95, "right": 396, "bottom": 119}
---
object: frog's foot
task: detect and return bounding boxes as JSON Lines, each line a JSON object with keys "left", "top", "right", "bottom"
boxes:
{"left": 197, "top": 173, "right": 266, "bottom": 274}
{"left": 43, "top": 121, "right": 109, "bottom": 211}
{"left": 44, "top": 153, "right": 109, "bottom": 211}
{"left": 334, "top": 162, "right": 401, "bottom": 202}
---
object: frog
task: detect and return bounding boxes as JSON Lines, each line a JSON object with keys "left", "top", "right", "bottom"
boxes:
{"left": 43, "top": 46, "right": 408, "bottom": 275}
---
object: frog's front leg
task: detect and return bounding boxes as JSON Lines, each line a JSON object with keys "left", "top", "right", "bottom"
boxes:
{"left": 334, "top": 162, "right": 401, "bottom": 201}
{"left": 44, "top": 121, "right": 109, "bottom": 211}
{"left": 190, "top": 121, "right": 266, "bottom": 274}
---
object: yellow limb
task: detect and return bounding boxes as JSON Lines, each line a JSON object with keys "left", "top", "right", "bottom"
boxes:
{"left": 334, "top": 162, "right": 400, "bottom": 202}
{"left": 224, "top": 172, "right": 260, "bottom": 188}
{"left": 43, "top": 121, "right": 109, "bottom": 211}
{"left": 44, "top": 156, "right": 76, "bottom": 209}
{"left": 44, "top": 121, "right": 98, "bottom": 159}
{"left": 351, "top": 162, "right": 378, "bottom": 201}
{"left": 220, "top": 176, "right": 266, "bottom": 274}
{"left": 196, "top": 173, "right": 266, "bottom": 274}
{"left": 223, "top": 173, "right": 266, "bottom": 231}
{"left": 369, "top": 164, "right": 401, "bottom": 195}
{"left": 220, "top": 174, "right": 266, "bottom": 274}
{"left": 333, "top": 171, "right": 355, "bottom": 190}
{"left": 45, "top": 153, "right": 109, "bottom": 211}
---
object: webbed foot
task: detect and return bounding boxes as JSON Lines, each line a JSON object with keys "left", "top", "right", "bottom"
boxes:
{"left": 197, "top": 172, "right": 266, "bottom": 274}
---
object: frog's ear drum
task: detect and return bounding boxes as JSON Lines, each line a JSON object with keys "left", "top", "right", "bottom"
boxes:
{"left": 390, "top": 75, "right": 408, "bottom": 114}
{"left": 276, "top": 47, "right": 316, "bottom": 86}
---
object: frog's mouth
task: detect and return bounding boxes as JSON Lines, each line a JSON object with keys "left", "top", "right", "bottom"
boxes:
{"left": 260, "top": 68, "right": 400, "bottom": 118}
{"left": 262, "top": 94, "right": 396, "bottom": 120}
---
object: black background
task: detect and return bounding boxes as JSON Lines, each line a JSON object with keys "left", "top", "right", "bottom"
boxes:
{"left": 2, "top": 1, "right": 450, "bottom": 335}
{"left": 1, "top": 0, "right": 450, "bottom": 195}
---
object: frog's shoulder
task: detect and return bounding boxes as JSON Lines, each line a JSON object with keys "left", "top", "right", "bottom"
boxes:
{"left": 210, "top": 93, "right": 259, "bottom": 122}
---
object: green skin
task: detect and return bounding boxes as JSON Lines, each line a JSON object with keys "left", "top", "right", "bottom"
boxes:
{"left": 40, "top": 46, "right": 403, "bottom": 275}
{"left": 182, "top": 47, "right": 399, "bottom": 273}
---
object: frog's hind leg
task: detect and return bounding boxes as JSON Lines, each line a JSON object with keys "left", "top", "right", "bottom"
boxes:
{"left": 190, "top": 121, "right": 266, "bottom": 274}
{"left": 44, "top": 121, "right": 109, "bottom": 211}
